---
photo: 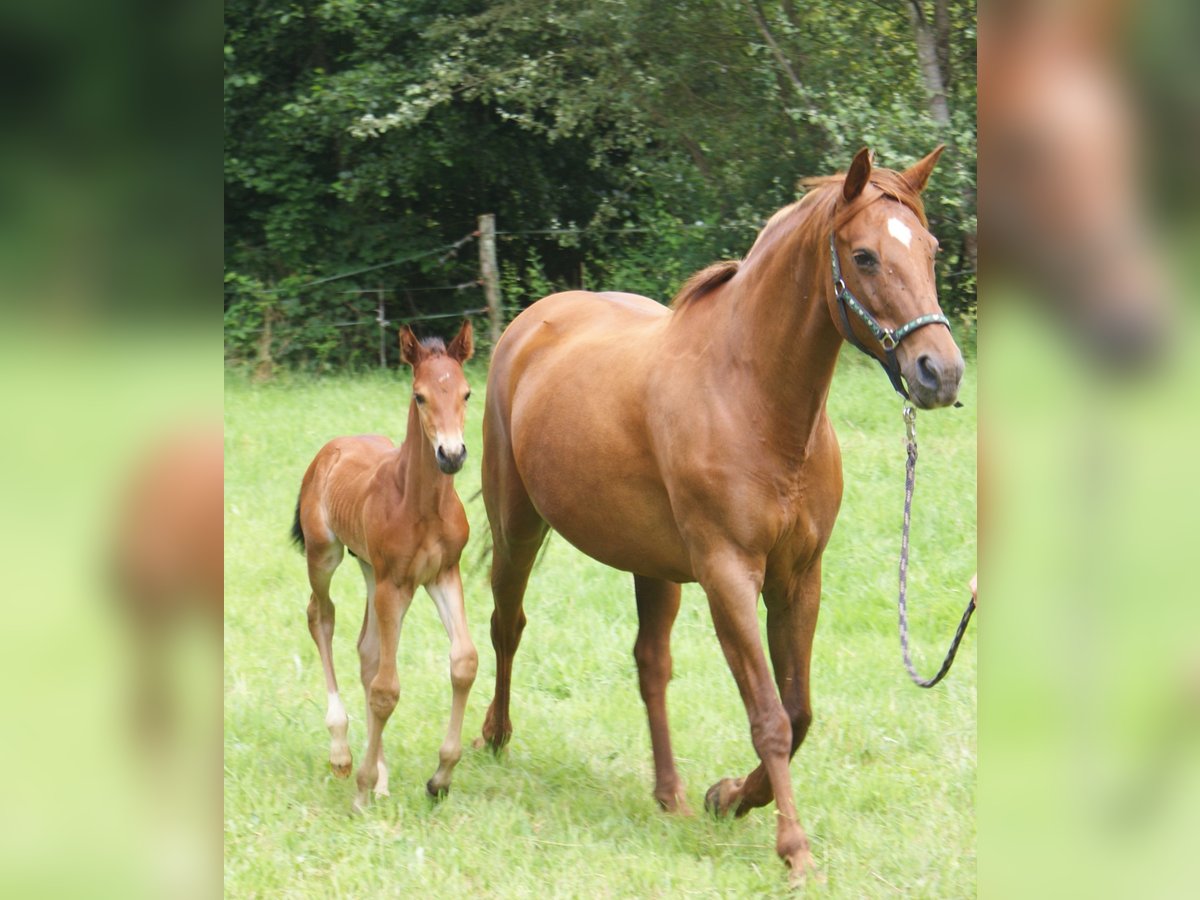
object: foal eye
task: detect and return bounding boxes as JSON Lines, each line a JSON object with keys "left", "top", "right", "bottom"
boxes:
{"left": 853, "top": 250, "right": 877, "bottom": 268}
{"left": 464, "top": 390, "right": 472, "bottom": 401}
{"left": 415, "top": 394, "right": 427, "bottom": 406}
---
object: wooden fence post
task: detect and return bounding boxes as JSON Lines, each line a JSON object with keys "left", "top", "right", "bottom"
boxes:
{"left": 376, "top": 287, "right": 387, "bottom": 369}
{"left": 478, "top": 213, "right": 502, "bottom": 347}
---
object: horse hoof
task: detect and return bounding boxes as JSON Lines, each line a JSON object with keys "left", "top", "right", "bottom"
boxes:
{"left": 426, "top": 779, "right": 449, "bottom": 800}
{"left": 704, "top": 778, "right": 742, "bottom": 817}
{"left": 786, "top": 850, "right": 823, "bottom": 888}
{"left": 655, "top": 791, "right": 695, "bottom": 817}
{"left": 472, "top": 734, "right": 508, "bottom": 755}
{"left": 330, "top": 760, "right": 353, "bottom": 779}
{"left": 704, "top": 782, "right": 724, "bottom": 816}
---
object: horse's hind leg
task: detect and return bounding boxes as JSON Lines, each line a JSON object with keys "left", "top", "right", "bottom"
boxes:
{"left": 355, "top": 558, "right": 390, "bottom": 797}
{"left": 425, "top": 565, "right": 478, "bottom": 797}
{"left": 478, "top": 450, "right": 547, "bottom": 752}
{"left": 633, "top": 575, "right": 692, "bottom": 814}
{"left": 305, "top": 541, "right": 351, "bottom": 777}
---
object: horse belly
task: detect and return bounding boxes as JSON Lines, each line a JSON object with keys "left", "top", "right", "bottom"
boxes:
{"left": 536, "top": 477, "right": 692, "bottom": 582}
{"left": 512, "top": 404, "right": 692, "bottom": 582}
{"left": 496, "top": 292, "right": 690, "bottom": 580}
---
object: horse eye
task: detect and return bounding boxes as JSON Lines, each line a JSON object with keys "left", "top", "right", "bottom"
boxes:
{"left": 415, "top": 393, "right": 427, "bottom": 406}
{"left": 853, "top": 250, "right": 877, "bottom": 268}
{"left": 464, "top": 390, "right": 472, "bottom": 401}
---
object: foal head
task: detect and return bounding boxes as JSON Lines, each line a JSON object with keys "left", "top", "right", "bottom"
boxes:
{"left": 826, "top": 146, "right": 964, "bottom": 408}
{"left": 399, "top": 320, "right": 474, "bottom": 475}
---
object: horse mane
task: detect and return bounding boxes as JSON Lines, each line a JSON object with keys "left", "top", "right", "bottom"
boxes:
{"left": 420, "top": 336, "right": 447, "bottom": 355}
{"left": 670, "top": 163, "right": 929, "bottom": 312}
{"left": 669, "top": 260, "right": 741, "bottom": 310}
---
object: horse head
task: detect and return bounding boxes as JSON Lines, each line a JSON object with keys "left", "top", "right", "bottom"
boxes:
{"left": 827, "top": 146, "right": 965, "bottom": 409}
{"left": 399, "top": 319, "right": 474, "bottom": 474}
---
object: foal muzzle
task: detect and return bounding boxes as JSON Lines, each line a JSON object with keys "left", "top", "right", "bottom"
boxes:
{"left": 435, "top": 444, "right": 467, "bottom": 475}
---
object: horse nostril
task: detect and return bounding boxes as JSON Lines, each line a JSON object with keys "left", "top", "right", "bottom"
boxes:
{"left": 916, "top": 354, "right": 940, "bottom": 389}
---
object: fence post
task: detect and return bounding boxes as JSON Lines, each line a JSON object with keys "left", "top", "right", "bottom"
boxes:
{"left": 478, "top": 213, "right": 502, "bottom": 347}
{"left": 376, "top": 287, "right": 387, "bottom": 369}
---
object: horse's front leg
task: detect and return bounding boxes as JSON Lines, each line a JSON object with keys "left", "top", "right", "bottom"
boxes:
{"left": 698, "top": 550, "right": 815, "bottom": 883}
{"left": 706, "top": 561, "right": 821, "bottom": 822}
{"left": 353, "top": 579, "right": 413, "bottom": 813}
{"left": 426, "top": 565, "right": 478, "bottom": 797}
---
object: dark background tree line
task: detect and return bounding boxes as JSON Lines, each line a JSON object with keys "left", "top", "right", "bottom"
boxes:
{"left": 225, "top": 0, "right": 976, "bottom": 372}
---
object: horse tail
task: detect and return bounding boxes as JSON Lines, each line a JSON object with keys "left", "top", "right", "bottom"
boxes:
{"left": 289, "top": 494, "right": 305, "bottom": 553}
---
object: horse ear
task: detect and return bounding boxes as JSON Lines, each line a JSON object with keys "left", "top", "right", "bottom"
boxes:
{"left": 901, "top": 145, "right": 945, "bottom": 194}
{"left": 447, "top": 319, "right": 474, "bottom": 363}
{"left": 399, "top": 325, "right": 424, "bottom": 367}
{"left": 843, "top": 147, "right": 873, "bottom": 202}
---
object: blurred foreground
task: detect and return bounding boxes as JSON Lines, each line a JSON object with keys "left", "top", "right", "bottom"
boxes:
{"left": 981, "top": 0, "right": 1200, "bottom": 896}
{"left": 0, "top": 1, "right": 219, "bottom": 896}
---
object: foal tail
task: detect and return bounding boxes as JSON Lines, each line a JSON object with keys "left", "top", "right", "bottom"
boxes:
{"left": 289, "top": 494, "right": 305, "bottom": 553}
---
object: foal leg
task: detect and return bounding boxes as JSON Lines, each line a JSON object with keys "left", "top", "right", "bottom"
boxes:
{"left": 705, "top": 563, "right": 821, "bottom": 819}
{"left": 425, "top": 565, "right": 479, "bottom": 797}
{"left": 355, "top": 559, "right": 389, "bottom": 797}
{"left": 353, "top": 580, "right": 413, "bottom": 813}
{"left": 632, "top": 575, "right": 692, "bottom": 814}
{"left": 305, "top": 542, "right": 351, "bottom": 777}
{"left": 698, "top": 555, "right": 814, "bottom": 881}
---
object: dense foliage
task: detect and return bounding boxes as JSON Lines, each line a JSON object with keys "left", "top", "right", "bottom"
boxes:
{"left": 225, "top": 0, "right": 976, "bottom": 371}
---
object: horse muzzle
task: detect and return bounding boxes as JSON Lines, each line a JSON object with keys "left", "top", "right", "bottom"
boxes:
{"left": 903, "top": 349, "right": 964, "bottom": 409}
{"left": 435, "top": 444, "right": 467, "bottom": 475}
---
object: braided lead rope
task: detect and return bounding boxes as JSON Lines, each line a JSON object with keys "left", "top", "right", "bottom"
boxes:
{"left": 898, "top": 406, "right": 976, "bottom": 688}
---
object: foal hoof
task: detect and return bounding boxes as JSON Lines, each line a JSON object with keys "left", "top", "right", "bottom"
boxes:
{"left": 426, "top": 779, "right": 450, "bottom": 800}
{"left": 330, "top": 760, "right": 353, "bottom": 779}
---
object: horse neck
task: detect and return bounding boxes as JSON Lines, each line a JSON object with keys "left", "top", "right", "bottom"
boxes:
{"left": 722, "top": 225, "right": 843, "bottom": 444}
{"left": 395, "top": 400, "right": 452, "bottom": 511}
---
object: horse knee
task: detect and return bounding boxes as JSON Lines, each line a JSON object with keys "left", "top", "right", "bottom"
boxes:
{"left": 451, "top": 645, "right": 478, "bottom": 690}
{"left": 369, "top": 679, "right": 399, "bottom": 719}
{"left": 750, "top": 705, "right": 792, "bottom": 760}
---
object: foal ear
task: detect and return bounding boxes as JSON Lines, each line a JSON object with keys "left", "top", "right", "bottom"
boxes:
{"left": 399, "top": 325, "right": 424, "bottom": 367}
{"left": 843, "top": 146, "right": 873, "bottom": 202}
{"left": 447, "top": 319, "right": 475, "bottom": 363}
{"left": 901, "top": 145, "right": 945, "bottom": 194}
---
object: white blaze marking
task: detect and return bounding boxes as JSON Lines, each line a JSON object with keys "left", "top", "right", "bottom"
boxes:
{"left": 887, "top": 217, "right": 913, "bottom": 248}
{"left": 437, "top": 372, "right": 450, "bottom": 383}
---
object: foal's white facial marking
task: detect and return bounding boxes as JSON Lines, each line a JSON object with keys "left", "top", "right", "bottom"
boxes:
{"left": 887, "top": 216, "right": 913, "bottom": 248}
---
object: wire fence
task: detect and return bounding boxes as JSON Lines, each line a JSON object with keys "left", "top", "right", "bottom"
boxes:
{"left": 225, "top": 214, "right": 976, "bottom": 372}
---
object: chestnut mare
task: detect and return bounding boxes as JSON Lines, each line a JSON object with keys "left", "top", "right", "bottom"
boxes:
{"left": 291, "top": 321, "right": 478, "bottom": 811}
{"left": 478, "top": 149, "right": 963, "bottom": 880}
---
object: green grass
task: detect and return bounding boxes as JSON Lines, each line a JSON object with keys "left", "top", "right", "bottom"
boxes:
{"left": 224, "top": 348, "right": 976, "bottom": 897}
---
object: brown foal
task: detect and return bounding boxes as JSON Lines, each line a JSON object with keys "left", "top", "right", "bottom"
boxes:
{"left": 292, "top": 320, "right": 478, "bottom": 810}
{"left": 478, "top": 149, "right": 963, "bottom": 881}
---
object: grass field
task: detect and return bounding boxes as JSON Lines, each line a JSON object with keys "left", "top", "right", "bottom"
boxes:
{"left": 224, "top": 347, "right": 976, "bottom": 897}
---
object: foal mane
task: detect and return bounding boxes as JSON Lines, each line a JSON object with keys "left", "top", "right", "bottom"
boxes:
{"left": 669, "top": 164, "right": 929, "bottom": 311}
